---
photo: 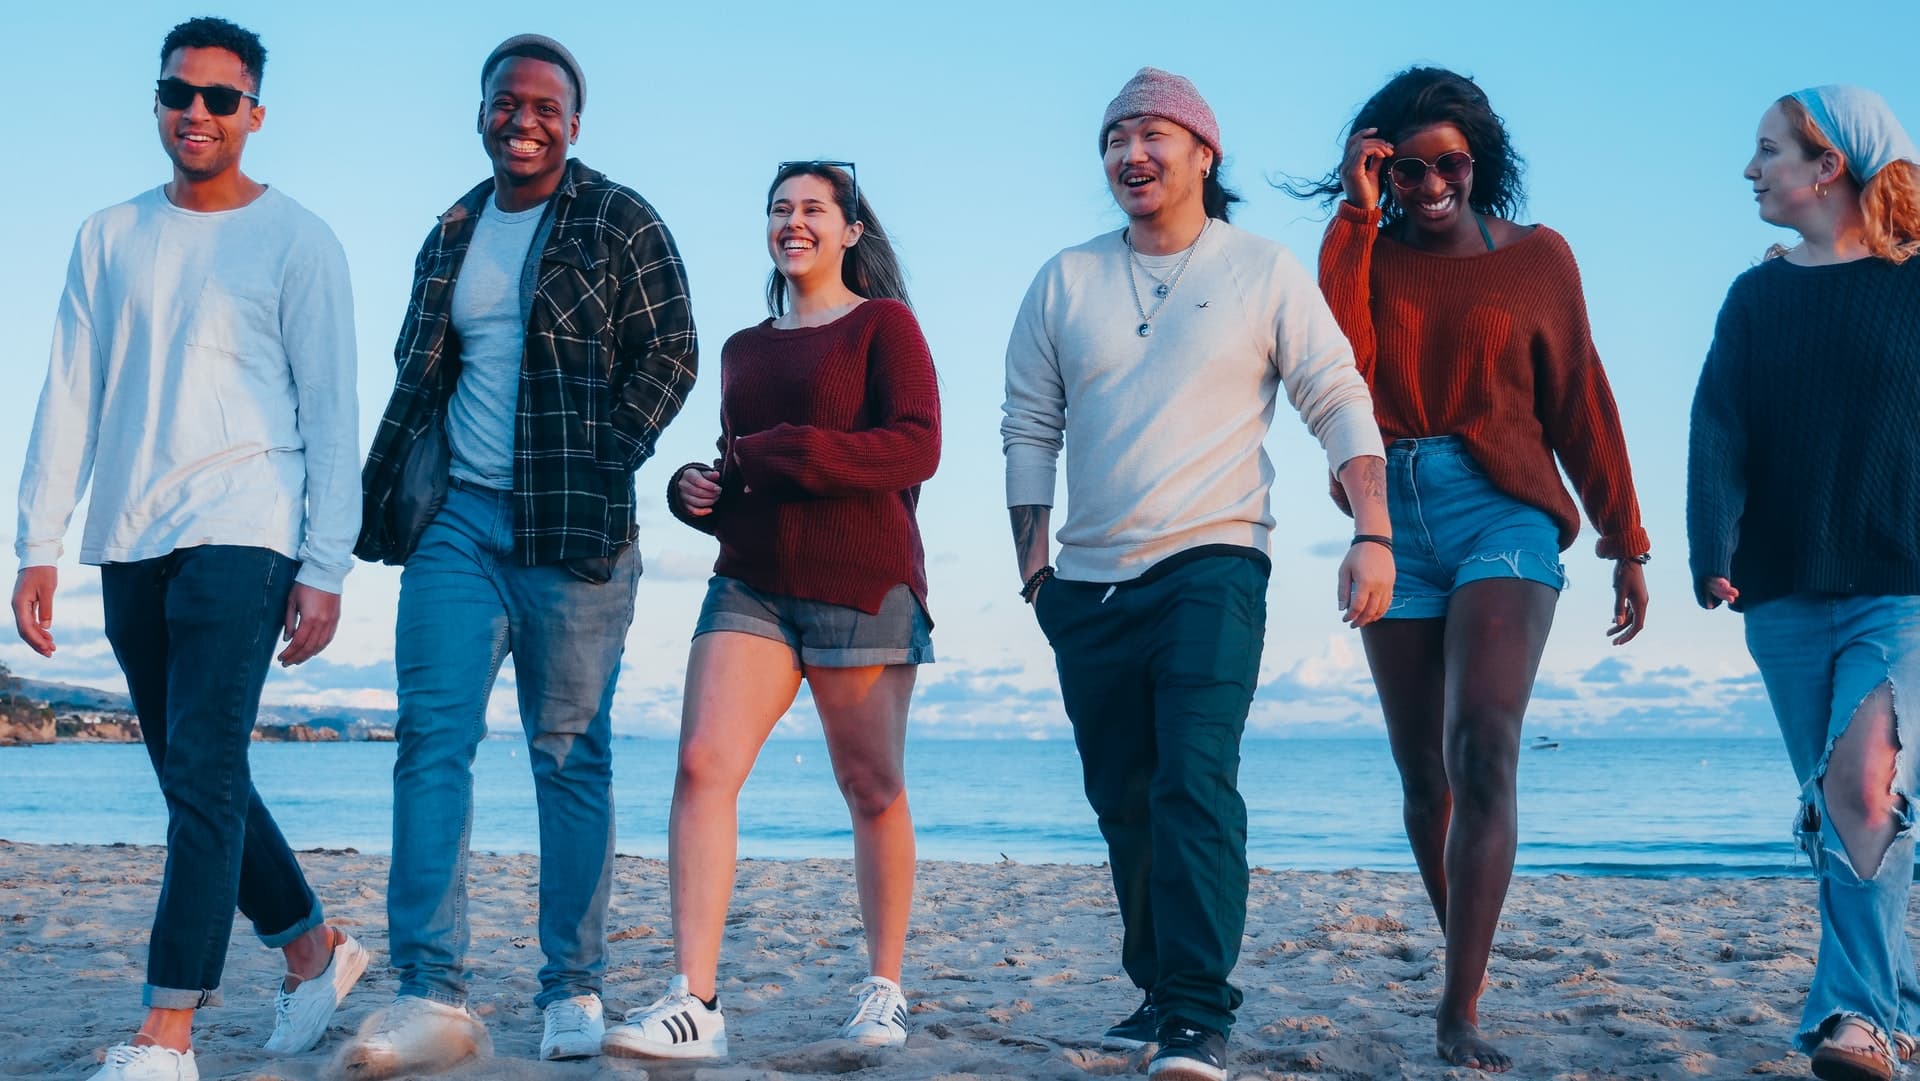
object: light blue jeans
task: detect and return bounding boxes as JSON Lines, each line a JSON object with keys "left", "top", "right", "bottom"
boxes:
{"left": 388, "top": 482, "right": 640, "bottom": 1009}
{"left": 1745, "top": 593, "right": 1920, "bottom": 1063}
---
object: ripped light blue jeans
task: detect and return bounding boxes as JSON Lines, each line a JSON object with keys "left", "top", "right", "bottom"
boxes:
{"left": 1745, "top": 593, "right": 1920, "bottom": 1064}
{"left": 1381, "top": 436, "right": 1567, "bottom": 619}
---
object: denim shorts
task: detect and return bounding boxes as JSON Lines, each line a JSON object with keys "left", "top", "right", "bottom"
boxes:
{"left": 1383, "top": 436, "right": 1567, "bottom": 619}
{"left": 694, "top": 576, "right": 935, "bottom": 667}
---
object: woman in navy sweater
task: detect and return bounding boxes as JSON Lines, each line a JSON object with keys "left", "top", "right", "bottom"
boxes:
{"left": 1688, "top": 86, "right": 1920, "bottom": 1081}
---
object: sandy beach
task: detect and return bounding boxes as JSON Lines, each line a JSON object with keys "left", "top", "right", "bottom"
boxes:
{"left": 0, "top": 839, "right": 1848, "bottom": 1080}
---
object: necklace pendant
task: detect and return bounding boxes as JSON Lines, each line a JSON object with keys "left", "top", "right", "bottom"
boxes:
{"left": 1137, "top": 322, "right": 1153, "bottom": 338}
{"left": 1154, "top": 283, "right": 1170, "bottom": 298}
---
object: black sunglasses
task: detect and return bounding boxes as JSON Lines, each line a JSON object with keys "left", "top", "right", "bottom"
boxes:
{"left": 155, "top": 77, "right": 259, "bottom": 116}
{"left": 775, "top": 160, "right": 858, "bottom": 223}
{"left": 1388, "top": 150, "right": 1473, "bottom": 189}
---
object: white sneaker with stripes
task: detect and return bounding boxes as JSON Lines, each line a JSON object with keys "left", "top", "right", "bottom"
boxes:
{"left": 837, "top": 975, "right": 909, "bottom": 1047}
{"left": 601, "top": 975, "right": 727, "bottom": 1060}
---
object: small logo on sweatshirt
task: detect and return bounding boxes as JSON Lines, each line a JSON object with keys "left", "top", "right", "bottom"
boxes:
{"left": 1195, "top": 301, "right": 1212, "bottom": 309}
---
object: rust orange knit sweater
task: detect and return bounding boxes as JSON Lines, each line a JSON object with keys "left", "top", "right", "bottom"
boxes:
{"left": 1319, "top": 201, "right": 1649, "bottom": 559}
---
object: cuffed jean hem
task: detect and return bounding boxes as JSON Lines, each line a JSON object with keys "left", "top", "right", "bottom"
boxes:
{"left": 256, "top": 897, "right": 325, "bottom": 949}
{"left": 397, "top": 984, "right": 470, "bottom": 1009}
{"left": 143, "top": 985, "right": 222, "bottom": 1009}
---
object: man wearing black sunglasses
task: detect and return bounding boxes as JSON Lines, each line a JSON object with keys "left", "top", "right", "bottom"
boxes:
{"left": 347, "top": 32, "right": 697, "bottom": 1078}
{"left": 13, "top": 16, "right": 365, "bottom": 1081}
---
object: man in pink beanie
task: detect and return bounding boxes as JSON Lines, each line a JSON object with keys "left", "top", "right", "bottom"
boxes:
{"left": 1002, "top": 67, "right": 1391, "bottom": 1081}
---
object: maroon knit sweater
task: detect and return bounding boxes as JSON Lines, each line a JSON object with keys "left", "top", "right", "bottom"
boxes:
{"left": 667, "top": 298, "right": 940, "bottom": 614}
{"left": 1320, "top": 202, "right": 1649, "bottom": 559}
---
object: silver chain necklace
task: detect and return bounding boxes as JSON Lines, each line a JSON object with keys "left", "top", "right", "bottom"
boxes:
{"left": 1124, "top": 218, "right": 1212, "bottom": 338}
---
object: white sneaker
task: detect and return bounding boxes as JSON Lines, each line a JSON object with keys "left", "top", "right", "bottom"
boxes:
{"left": 334, "top": 995, "right": 490, "bottom": 1079}
{"left": 265, "top": 931, "right": 370, "bottom": 1053}
{"left": 838, "top": 975, "right": 909, "bottom": 1047}
{"left": 601, "top": 974, "right": 727, "bottom": 1060}
{"left": 541, "top": 994, "right": 604, "bottom": 1061}
{"left": 87, "top": 1044, "right": 198, "bottom": 1081}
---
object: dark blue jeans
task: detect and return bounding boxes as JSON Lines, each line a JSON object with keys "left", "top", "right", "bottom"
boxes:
{"left": 1033, "top": 554, "right": 1268, "bottom": 1037}
{"left": 101, "top": 545, "right": 325, "bottom": 1009}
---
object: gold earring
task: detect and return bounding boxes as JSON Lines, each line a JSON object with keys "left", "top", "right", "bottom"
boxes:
{"left": 1816, "top": 182, "right": 1827, "bottom": 198}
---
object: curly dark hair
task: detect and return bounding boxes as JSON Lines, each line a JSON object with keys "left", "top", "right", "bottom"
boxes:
{"left": 1286, "top": 66, "right": 1524, "bottom": 228}
{"left": 161, "top": 16, "right": 267, "bottom": 95}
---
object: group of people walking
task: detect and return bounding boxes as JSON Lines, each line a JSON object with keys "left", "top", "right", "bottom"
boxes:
{"left": 8, "top": 15, "right": 1918, "bottom": 1081}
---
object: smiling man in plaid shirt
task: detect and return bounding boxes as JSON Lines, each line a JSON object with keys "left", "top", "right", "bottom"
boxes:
{"left": 345, "top": 34, "right": 696, "bottom": 1077}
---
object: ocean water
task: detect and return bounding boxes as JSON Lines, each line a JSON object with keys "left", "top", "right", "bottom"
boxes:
{"left": 0, "top": 737, "right": 1799, "bottom": 877}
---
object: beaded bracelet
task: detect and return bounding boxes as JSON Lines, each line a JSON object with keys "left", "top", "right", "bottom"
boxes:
{"left": 1020, "top": 565, "right": 1055, "bottom": 604}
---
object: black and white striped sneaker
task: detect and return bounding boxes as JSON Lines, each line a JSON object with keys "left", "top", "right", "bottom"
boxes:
{"left": 837, "top": 975, "right": 909, "bottom": 1047}
{"left": 601, "top": 975, "right": 727, "bottom": 1060}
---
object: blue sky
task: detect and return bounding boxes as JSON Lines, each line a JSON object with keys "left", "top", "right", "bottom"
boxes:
{"left": 3, "top": 0, "right": 1915, "bottom": 739}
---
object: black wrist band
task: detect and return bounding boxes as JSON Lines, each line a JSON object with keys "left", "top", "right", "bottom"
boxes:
{"left": 1021, "top": 565, "right": 1055, "bottom": 604}
{"left": 1352, "top": 534, "right": 1394, "bottom": 552}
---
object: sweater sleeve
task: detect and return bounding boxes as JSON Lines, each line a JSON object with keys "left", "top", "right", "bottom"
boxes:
{"left": 15, "top": 230, "right": 104, "bottom": 570}
{"left": 1269, "top": 244, "right": 1384, "bottom": 473}
{"left": 1686, "top": 280, "right": 1751, "bottom": 607}
{"left": 664, "top": 419, "right": 727, "bottom": 536}
{"left": 729, "top": 303, "right": 941, "bottom": 497}
{"left": 1318, "top": 201, "right": 1382, "bottom": 382}
{"left": 1531, "top": 235, "right": 1650, "bottom": 561}
{"left": 282, "top": 221, "right": 361, "bottom": 594}
{"left": 1000, "top": 261, "right": 1066, "bottom": 508}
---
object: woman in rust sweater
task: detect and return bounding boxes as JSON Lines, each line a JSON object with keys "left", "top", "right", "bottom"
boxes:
{"left": 1295, "top": 67, "right": 1650, "bottom": 1072}
{"left": 602, "top": 162, "right": 939, "bottom": 1061}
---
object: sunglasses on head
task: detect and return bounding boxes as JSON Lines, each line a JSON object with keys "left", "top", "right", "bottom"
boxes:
{"left": 1388, "top": 150, "right": 1473, "bottom": 189}
{"left": 155, "top": 77, "right": 258, "bottom": 116}
{"left": 776, "top": 160, "right": 858, "bottom": 223}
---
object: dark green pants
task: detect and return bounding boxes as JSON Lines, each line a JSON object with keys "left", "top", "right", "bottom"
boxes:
{"left": 1034, "top": 554, "right": 1266, "bottom": 1036}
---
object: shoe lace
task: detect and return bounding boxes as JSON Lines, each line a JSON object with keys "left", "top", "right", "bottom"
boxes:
{"left": 546, "top": 1000, "right": 591, "bottom": 1036}
{"left": 273, "top": 989, "right": 296, "bottom": 1025}
{"left": 104, "top": 1045, "right": 153, "bottom": 1066}
{"left": 846, "top": 979, "right": 900, "bottom": 1027}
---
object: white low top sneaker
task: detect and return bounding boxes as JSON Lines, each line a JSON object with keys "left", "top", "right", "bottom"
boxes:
{"left": 334, "top": 995, "right": 490, "bottom": 1080}
{"left": 87, "top": 1044, "right": 198, "bottom": 1081}
{"left": 838, "top": 975, "right": 909, "bottom": 1047}
{"left": 265, "top": 931, "right": 370, "bottom": 1053}
{"left": 601, "top": 974, "right": 727, "bottom": 1060}
{"left": 540, "top": 994, "right": 604, "bottom": 1061}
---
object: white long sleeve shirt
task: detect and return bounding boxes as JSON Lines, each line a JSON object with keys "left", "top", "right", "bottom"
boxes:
{"left": 1001, "top": 222, "right": 1382, "bottom": 582}
{"left": 15, "top": 186, "right": 360, "bottom": 592}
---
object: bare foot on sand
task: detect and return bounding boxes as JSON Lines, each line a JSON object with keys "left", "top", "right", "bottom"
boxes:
{"left": 1438, "top": 1016, "right": 1511, "bottom": 1073}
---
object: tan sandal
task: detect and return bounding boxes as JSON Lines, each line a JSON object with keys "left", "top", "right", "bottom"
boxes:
{"left": 1811, "top": 1018, "right": 1895, "bottom": 1081}
{"left": 1895, "top": 1031, "right": 1917, "bottom": 1063}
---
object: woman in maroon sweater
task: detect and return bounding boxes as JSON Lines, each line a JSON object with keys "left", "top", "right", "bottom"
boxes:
{"left": 1293, "top": 68, "right": 1650, "bottom": 1072}
{"left": 603, "top": 163, "right": 939, "bottom": 1060}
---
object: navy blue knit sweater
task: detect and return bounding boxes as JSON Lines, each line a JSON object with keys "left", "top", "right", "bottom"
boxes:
{"left": 1687, "top": 253, "right": 1920, "bottom": 610}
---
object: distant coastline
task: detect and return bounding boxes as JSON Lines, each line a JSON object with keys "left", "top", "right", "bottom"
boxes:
{"left": 0, "top": 664, "right": 396, "bottom": 746}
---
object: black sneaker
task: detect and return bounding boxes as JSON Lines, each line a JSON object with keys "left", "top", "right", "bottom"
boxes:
{"left": 1100, "top": 995, "right": 1157, "bottom": 1050}
{"left": 1147, "top": 1023, "right": 1227, "bottom": 1080}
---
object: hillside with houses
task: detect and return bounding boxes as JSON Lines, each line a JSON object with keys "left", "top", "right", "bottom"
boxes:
{"left": 0, "top": 662, "right": 396, "bottom": 746}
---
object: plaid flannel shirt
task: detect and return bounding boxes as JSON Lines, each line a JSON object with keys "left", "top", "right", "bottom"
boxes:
{"left": 357, "top": 160, "right": 697, "bottom": 566}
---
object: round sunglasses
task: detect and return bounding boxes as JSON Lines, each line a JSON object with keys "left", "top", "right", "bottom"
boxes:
{"left": 1388, "top": 150, "right": 1474, "bottom": 189}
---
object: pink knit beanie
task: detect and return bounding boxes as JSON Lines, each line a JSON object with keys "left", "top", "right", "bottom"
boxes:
{"left": 1099, "top": 67, "right": 1221, "bottom": 158}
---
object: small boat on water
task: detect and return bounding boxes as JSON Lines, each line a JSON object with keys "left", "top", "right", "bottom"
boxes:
{"left": 1528, "top": 736, "right": 1561, "bottom": 751}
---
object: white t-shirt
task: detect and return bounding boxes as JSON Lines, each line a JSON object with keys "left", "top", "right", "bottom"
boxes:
{"left": 1001, "top": 221, "right": 1383, "bottom": 582}
{"left": 446, "top": 196, "right": 547, "bottom": 489}
{"left": 16, "top": 186, "right": 360, "bottom": 592}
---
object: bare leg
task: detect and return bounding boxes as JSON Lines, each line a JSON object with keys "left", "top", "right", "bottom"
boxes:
{"left": 1434, "top": 579, "right": 1557, "bottom": 1074}
{"left": 134, "top": 1008, "right": 193, "bottom": 1053}
{"left": 281, "top": 924, "right": 342, "bottom": 991}
{"left": 668, "top": 633, "right": 804, "bottom": 1000}
{"left": 1360, "top": 617, "right": 1451, "bottom": 927}
{"left": 811, "top": 664, "right": 918, "bottom": 984}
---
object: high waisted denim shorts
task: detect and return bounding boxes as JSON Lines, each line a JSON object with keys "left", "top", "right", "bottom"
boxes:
{"left": 1383, "top": 436, "right": 1567, "bottom": 620}
{"left": 694, "top": 576, "right": 934, "bottom": 668}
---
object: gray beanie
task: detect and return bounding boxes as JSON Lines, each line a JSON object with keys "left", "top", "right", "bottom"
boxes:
{"left": 482, "top": 33, "right": 585, "bottom": 114}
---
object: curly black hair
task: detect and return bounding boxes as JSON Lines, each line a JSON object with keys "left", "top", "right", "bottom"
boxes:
{"left": 161, "top": 16, "right": 266, "bottom": 95}
{"left": 1286, "top": 66, "right": 1524, "bottom": 228}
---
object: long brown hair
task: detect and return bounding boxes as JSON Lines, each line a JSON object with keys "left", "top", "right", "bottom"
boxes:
{"left": 1777, "top": 95, "right": 1920, "bottom": 264}
{"left": 764, "top": 163, "right": 911, "bottom": 317}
